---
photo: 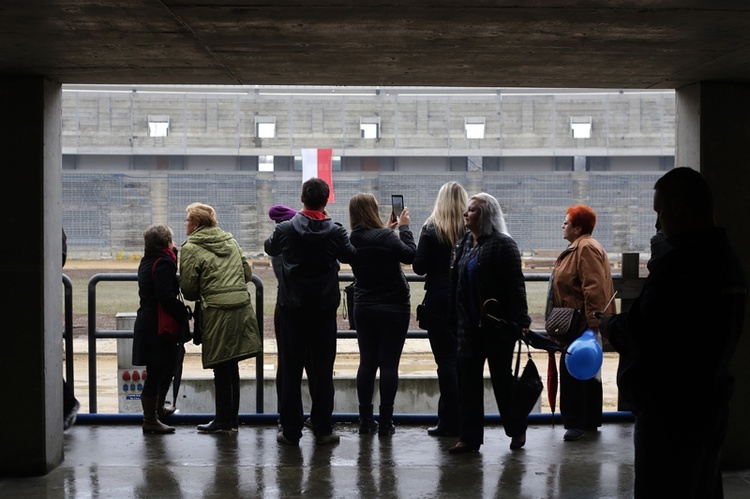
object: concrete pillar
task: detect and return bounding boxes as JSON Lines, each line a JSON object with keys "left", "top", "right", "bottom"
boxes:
{"left": 0, "top": 77, "right": 63, "bottom": 475}
{"left": 676, "top": 82, "right": 750, "bottom": 469}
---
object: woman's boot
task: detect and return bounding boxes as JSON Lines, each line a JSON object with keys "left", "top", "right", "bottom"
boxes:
{"left": 378, "top": 405, "right": 395, "bottom": 436}
{"left": 358, "top": 404, "right": 379, "bottom": 434}
{"left": 198, "top": 370, "right": 233, "bottom": 433}
{"left": 156, "top": 377, "right": 177, "bottom": 419}
{"left": 141, "top": 395, "right": 175, "bottom": 434}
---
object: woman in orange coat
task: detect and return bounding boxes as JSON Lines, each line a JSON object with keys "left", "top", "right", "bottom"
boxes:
{"left": 550, "top": 205, "right": 616, "bottom": 442}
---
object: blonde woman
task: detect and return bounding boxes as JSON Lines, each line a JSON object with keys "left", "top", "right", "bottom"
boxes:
{"left": 412, "top": 181, "right": 468, "bottom": 437}
{"left": 179, "top": 202, "right": 261, "bottom": 433}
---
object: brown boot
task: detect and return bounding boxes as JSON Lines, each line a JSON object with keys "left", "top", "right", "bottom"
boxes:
{"left": 141, "top": 395, "right": 175, "bottom": 434}
{"left": 156, "top": 385, "right": 177, "bottom": 418}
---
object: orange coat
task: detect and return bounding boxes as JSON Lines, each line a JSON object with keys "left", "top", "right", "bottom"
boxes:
{"left": 552, "top": 234, "right": 616, "bottom": 330}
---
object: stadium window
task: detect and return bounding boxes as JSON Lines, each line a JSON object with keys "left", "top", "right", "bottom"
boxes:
{"left": 571, "top": 116, "right": 592, "bottom": 139}
{"left": 148, "top": 115, "right": 169, "bottom": 137}
{"left": 360, "top": 117, "right": 380, "bottom": 139}
{"left": 465, "top": 117, "right": 485, "bottom": 139}
{"left": 259, "top": 155, "right": 274, "bottom": 172}
{"left": 256, "top": 116, "right": 276, "bottom": 138}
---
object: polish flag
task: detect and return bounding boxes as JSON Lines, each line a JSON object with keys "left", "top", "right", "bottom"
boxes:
{"left": 301, "top": 148, "right": 334, "bottom": 203}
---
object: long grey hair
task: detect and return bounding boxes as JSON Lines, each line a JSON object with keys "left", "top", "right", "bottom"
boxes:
{"left": 471, "top": 193, "right": 509, "bottom": 236}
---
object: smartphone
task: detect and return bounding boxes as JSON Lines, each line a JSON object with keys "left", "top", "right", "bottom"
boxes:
{"left": 391, "top": 194, "right": 404, "bottom": 222}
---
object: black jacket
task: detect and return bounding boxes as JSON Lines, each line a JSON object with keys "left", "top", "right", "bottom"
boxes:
{"left": 450, "top": 230, "right": 531, "bottom": 334}
{"left": 264, "top": 212, "right": 356, "bottom": 312}
{"left": 350, "top": 225, "right": 416, "bottom": 307}
{"left": 607, "top": 227, "right": 746, "bottom": 414}
{"left": 132, "top": 248, "right": 189, "bottom": 366}
{"left": 412, "top": 223, "right": 459, "bottom": 294}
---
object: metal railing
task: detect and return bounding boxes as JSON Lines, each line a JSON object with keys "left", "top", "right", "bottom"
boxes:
{"left": 64, "top": 252, "right": 643, "bottom": 416}
{"left": 82, "top": 273, "right": 264, "bottom": 414}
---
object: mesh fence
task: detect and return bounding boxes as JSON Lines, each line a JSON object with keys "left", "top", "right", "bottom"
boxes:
{"left": 63, "top": 171, "right": 662, "bottom": 259}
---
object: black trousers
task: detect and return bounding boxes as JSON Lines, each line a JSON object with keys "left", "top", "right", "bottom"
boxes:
{"left": 559, "top": 351, "right": 603, "bottom": 430}
{"left": 278, "top": 308, "right": 337, "bottom": 440}
{"left": 457, "top": 326, "right": 525, "bottom": 447}
{"left": 424, "top": 292, "right": 459, "bottom": 432}
{"left": 633, "top": 408, "right": 727, "bottom": 498}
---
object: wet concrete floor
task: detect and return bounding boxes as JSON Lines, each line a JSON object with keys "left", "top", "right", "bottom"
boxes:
{"left": 3, "top": 421, "right": 750, "bottom": 498}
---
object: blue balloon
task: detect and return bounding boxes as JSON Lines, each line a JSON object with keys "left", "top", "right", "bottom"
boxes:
{"left": 565, "top": 329, "right": 603, "bottom": 380}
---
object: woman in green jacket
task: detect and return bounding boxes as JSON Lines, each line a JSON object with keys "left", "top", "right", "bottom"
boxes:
{"left": 179, "top": 202, "right": 261, "bottom": 433}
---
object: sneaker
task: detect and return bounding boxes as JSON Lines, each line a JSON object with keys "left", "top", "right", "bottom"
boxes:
{"left": 315, "top": 430, "right": 340, "bottom": 445}
{"left": 563, "top": 428, "right": 585, "bottom": 441}
{"left": 64, "top": 400, "right": 80, "bottom": 431}
{"left": 277, "top": 431, "right": 300, "bottom": 446}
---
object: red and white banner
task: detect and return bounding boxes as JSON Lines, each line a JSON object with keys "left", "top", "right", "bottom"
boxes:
{"left": 301, "top": 148, "right": 334, "bottom": 202}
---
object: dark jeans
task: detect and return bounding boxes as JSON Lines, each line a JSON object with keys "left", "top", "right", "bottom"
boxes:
{"left": 560, "top": 352, "right": 603, "bottom": 430}
{"left": 457, "top": 326, "right": 524, "bottom": 447}
{"left": 634, "top": 409, "right": 727, "bottom": 498}
{"left": 354, "top": 305, "right": 409, "bottom": 408}
{"left": 278, "top": 308, "right": 337, "bottom": 440}
{"left": 425, "top": 293, "right": 459, "bottom": 432}
{"left": 274, "top": 303, "right": 315, "bottom": 415}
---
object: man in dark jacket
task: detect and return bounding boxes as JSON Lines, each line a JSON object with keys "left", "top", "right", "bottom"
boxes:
{"left": 601, "top": 167, "right": 746, "bottom": 498}
{"left": 264, "top": 178, "right": 356, "bottom": 445}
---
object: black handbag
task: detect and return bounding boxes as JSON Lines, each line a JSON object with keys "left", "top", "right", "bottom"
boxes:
{"left": 343, "top": 284, "right": 356, "bottom": 330}
{"left": 416, "top": 298, "right": 427, "bottom": 330}
{"left": 192, "top": 300, "right": 202, "bottom": 346}
{"left": 510, "top": 339, "right": 543, "bottom": 420}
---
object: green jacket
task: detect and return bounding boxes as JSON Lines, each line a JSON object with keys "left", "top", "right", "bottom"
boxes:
{"left": 179, "top": 226, "right": 261, "bottom": 368}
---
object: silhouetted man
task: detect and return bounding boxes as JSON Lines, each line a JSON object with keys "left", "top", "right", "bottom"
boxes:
{"left": 601, "top": 167, "right": 746, "bottom": 498}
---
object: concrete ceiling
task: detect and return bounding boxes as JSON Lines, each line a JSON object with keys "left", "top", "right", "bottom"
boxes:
{"left": 3, "top": 1, "right": 750, "bottom": 89}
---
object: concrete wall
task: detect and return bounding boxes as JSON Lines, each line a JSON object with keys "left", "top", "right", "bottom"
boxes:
{"left": 62, "top": 86, "right": 675, "bottom": 160}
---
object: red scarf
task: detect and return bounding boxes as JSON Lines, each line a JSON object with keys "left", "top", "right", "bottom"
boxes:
{"left": 300, "top": 209, "right": 328, "bottom": 220}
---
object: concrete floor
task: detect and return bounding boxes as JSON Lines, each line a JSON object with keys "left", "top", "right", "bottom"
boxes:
{"left": 3, "top": 420, "right": 750, "bottom": 498}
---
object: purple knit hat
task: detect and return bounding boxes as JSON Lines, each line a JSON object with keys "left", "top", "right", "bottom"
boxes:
{"left": 268, "top": 204, "right": 297, "bottom": 222}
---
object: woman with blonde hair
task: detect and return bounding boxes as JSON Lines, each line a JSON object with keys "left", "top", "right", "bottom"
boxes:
{"left": 348, "top": 193, "right": 416, "bottom": 436}
{"left": 412, "top": 181, "right": 468, "bottom": 436}
{"left": 179, "top": 202, "right": 261, "bottom": 433}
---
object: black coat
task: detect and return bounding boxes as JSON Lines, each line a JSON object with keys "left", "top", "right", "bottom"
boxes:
{"left": 264, "top": 212, "right": 356, "bottom": 313}
{"left": 132, "top": 248, "right": 189, "bottom": 366}
{"left": 450, "top": 230, "right": 531, "bottom": 338}
{"left": 350, "top": 225, "right": 416, "bottom": 307}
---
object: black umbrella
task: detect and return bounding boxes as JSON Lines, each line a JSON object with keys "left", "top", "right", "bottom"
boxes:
{"left": 523, "top": 329, "right": 566, "bottom": 353}
{"left": 172, "top": 343, "right": 186, "bottom": 408}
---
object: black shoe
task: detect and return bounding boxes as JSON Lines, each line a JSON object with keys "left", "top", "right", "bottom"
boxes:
{"left": 427, "top": 426, "right": 458, "bottom": 437}
{"left": 63, "top": 400, "right": 80, "bottom": 431}
{"left": 359, "top": 417, "right": 379, "bottom": 434}
{"left": 448, "top": 442, "right": 479, "bottom": 454}
{"left": 197, "top": 419, "right": 233, "bottom": 434}
{"left": 378, "top": 423, "right": 395, "bottom": 436}
{"left": 510, "top": 432, "right": 526, "bottom": 450}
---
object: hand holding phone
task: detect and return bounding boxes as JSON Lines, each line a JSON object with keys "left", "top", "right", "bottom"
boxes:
{"left": 391, "top": 194, "right": 404, "bottom": 223}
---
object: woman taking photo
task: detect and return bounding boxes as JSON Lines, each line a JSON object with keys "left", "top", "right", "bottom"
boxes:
{"left": 348, "top": 193, "right": 416, "bottom": 436}
{"left": 133, "top": 223, "right": 190, "bottom": 434}
{"left": 412, "top": 181, "right": 468, "bottom": 437}
{"left": 448, "top": 193, "right": 531, "bottom": 453}
{"left": 179, "top": 202, "right": 261, "bottom": 433}
{"left": 550, "top": 204, "right": 616, "bottom": 442}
